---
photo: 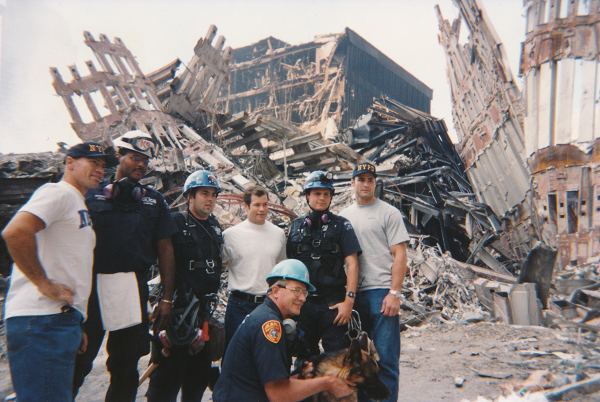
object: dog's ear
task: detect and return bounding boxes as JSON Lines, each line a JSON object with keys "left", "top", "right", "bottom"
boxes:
{"left": 358, "top": 332, "right": 369, "bottom": 352}
{"left": 358, "top": 331, "right": 381, "bottom": 361}
{"left": 369, "top": 339, "right": 381, "bottom": 362}
{"left": 345, "top": 338, "right": 363, "bottom": 365}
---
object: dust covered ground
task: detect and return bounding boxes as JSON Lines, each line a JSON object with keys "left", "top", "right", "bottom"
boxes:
{"left": 1, "top": 320, "right": 599, "bottom": 401}
{"left": 399, "top": 321, "right": 600, "bottom": 401}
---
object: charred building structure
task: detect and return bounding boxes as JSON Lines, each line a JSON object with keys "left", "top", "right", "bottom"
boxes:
{"left": 521, "top": 0, "right": 600, "bottom": 267}
{"left": 436, "top": 0, "right": 532, "bottom": 268}
{"left": 217, "top": 28, "right": 432, "bottom": 133}
{"left": 437, "top": 0, "right": 600, "bottom": 268}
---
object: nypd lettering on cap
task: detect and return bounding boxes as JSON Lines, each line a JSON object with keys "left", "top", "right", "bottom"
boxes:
{"left": 352, "top": 162, "right": 378, "bottom": 178}
{"left": 89, "top": 144, "right": 103, "bottom": 153}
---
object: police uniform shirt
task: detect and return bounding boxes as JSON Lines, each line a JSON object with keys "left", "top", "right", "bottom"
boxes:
{"left": 86, "top": 179, "right": 178, "bottom": 274}
{"left": 287, "top": 213, "right": 362, "bottom": 291}
{"left": 171, "top": 212, "right": 224, "bottom": 298}
{"left": 212, "top": 298, "right": 291, "bottom": 402}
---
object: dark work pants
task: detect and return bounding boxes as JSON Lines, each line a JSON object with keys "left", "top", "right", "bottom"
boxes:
{"left": 145, "top": 347, "right": 211, "bottom": 402}
{"left": 72, "top": 273, "right": 150, "bottom": 402}
{"left": 224, "top": 295, "right": 262, "bottom": 349}
{"left": 295, "top": 293, "right": 350, "bottom": 357}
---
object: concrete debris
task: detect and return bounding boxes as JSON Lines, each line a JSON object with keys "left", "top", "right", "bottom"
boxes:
{"left": 2, "top": 15, "right": 600, "bottom": 399}
{"left": 2, "top": 22, "right": 600, "bottom": 338}
{"left": 2, "top": 7, "right": 600, "bottom": 401}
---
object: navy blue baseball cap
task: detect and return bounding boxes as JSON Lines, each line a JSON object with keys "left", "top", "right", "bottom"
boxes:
{"left": 352, "top": 162, "right": 377, "bottom": 179}
{"left": 66, "top": 142, "right": 119, "bottom": 167}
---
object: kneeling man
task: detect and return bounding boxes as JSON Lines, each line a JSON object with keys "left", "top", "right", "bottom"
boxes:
{"left": 212, "top": 259, "right": 354, "bottom": 402}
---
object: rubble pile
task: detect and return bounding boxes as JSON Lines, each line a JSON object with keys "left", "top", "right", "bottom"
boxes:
{"left": 390, "top": 238, "right": 495, "bottom": 331}
{"left": 341, "top": 97, "right": 501, "bottom": 263}
{"left": 0, "top": 152, "right": 65, "bottom": 215}
{"left": 2, "top": 22, "right": 600, "bottom": 366}
{"left": 399, "top": 238, "right": 600, "bottom": 333}
{"left": 2, "top": 9, "right": 600, "bottom": 400}
{"left": 0, "top": 152, "right": 68, "bottom": 275}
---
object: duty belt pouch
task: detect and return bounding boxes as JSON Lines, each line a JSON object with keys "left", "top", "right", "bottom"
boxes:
{"left": 184, "top": 260, "right": 221, "bottom": 296}
{"left": 205, "top": 317, "right": 226, "bottom": 362}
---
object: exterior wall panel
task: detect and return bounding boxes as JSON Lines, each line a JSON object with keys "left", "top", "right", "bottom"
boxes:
{"left": 436, "top": 0, "right": 530, "bottom": 220}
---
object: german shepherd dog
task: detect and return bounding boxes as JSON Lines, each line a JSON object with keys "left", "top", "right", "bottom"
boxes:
{"left": 307, "top": 332, "right": 391, "bottom": 402}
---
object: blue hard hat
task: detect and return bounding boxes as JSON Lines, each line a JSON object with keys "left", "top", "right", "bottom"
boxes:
{"left": 303, "top": 170, "right": 335, "bottom": 195}
{"left": 267, "top": 259, "right": 316, "bottom": 292}
{"left": 183, "top": 170, "right": 221, "bottom": 196}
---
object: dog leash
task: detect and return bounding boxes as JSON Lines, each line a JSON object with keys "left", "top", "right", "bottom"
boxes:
{"left": 347, "top": 310, "right": 362, "bottom": 340}
{"left": 346, "top": 310, "right": 381, "bottom": 362}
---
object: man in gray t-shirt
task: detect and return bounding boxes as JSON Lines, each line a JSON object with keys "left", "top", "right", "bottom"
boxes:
{"left": 340, "top": 162, "right": 409, "bottom": 402}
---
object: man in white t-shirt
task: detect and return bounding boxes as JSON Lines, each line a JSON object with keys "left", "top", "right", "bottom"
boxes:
{"left": 221, "top": 185, "right": 286, "bottom": 346}
{"left": 2, "top": 142, "right": 117, "bottom": 402}
{"left": 340, "top": 162, "right": 409, "bottom": 402}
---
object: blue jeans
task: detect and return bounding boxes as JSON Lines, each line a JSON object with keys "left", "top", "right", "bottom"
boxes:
{"left": 7, "top": 310, "right": 84, "bottom": 402}
{"left": 355, "top": 289, "right": 400, "bottom": 402}
{"left": 224, "top": 295, "right": 262, "bottom": 348}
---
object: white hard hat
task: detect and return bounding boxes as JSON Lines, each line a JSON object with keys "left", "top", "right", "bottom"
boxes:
{"left": 113, "top": 130, "right": 158, "bottom": 158}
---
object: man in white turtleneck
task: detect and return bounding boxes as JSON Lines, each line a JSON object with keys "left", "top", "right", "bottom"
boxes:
{"left": 221, "top": 185, "right": 286, "bottom": 347}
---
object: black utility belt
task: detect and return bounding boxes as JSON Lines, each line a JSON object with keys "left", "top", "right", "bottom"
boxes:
{"left": 308, "top": 287, "right": 346, "bottom": 298}
{"left": 297, "top": 242, "right": 339, "bottom": 255}
{"left": 188, "top": 259, "right": 221, "bottom": 273}
{"left": 230, "top": 290, "right": 265, "bottom": 304}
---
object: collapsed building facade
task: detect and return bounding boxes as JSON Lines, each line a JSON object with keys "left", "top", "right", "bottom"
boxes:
{"left": 0, "top": 13, "right": 528, "bottom": 273}
{"left": 2, "top": 2, "right": 600, "bottom": 328}
{"left": 437, "top": 0, "right": 600, "bottom": 269}
{"left": 436, "top": 0, "right": 532, "bottom": 270}
{"left": 217, "top": 28, "right": 432, "bottom": 132}
{"left": 521, "top": 0, "right": 600, "bottom": 266}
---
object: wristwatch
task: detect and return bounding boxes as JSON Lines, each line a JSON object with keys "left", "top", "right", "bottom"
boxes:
{"left": 346, "top": 291, "right": 356, "bottom": 298}
{"left": 389, "top": 290, "right": 401, "bottom": 299}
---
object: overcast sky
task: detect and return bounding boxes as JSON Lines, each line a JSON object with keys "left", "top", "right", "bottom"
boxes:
{"left": 0, "top": 0, "right": 525, "bottom": 154}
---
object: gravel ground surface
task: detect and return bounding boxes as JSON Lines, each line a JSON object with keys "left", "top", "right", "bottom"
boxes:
{"left": 1, "top": 316, "right": 600, "bottom": 402}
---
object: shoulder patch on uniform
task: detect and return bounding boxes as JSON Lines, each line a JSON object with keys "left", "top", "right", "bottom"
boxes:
{"left": 344, "top": 221, "right": 354, "bottom": 231}
{"left": 262, "top": 320, "right": 282, "bottom": 343}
